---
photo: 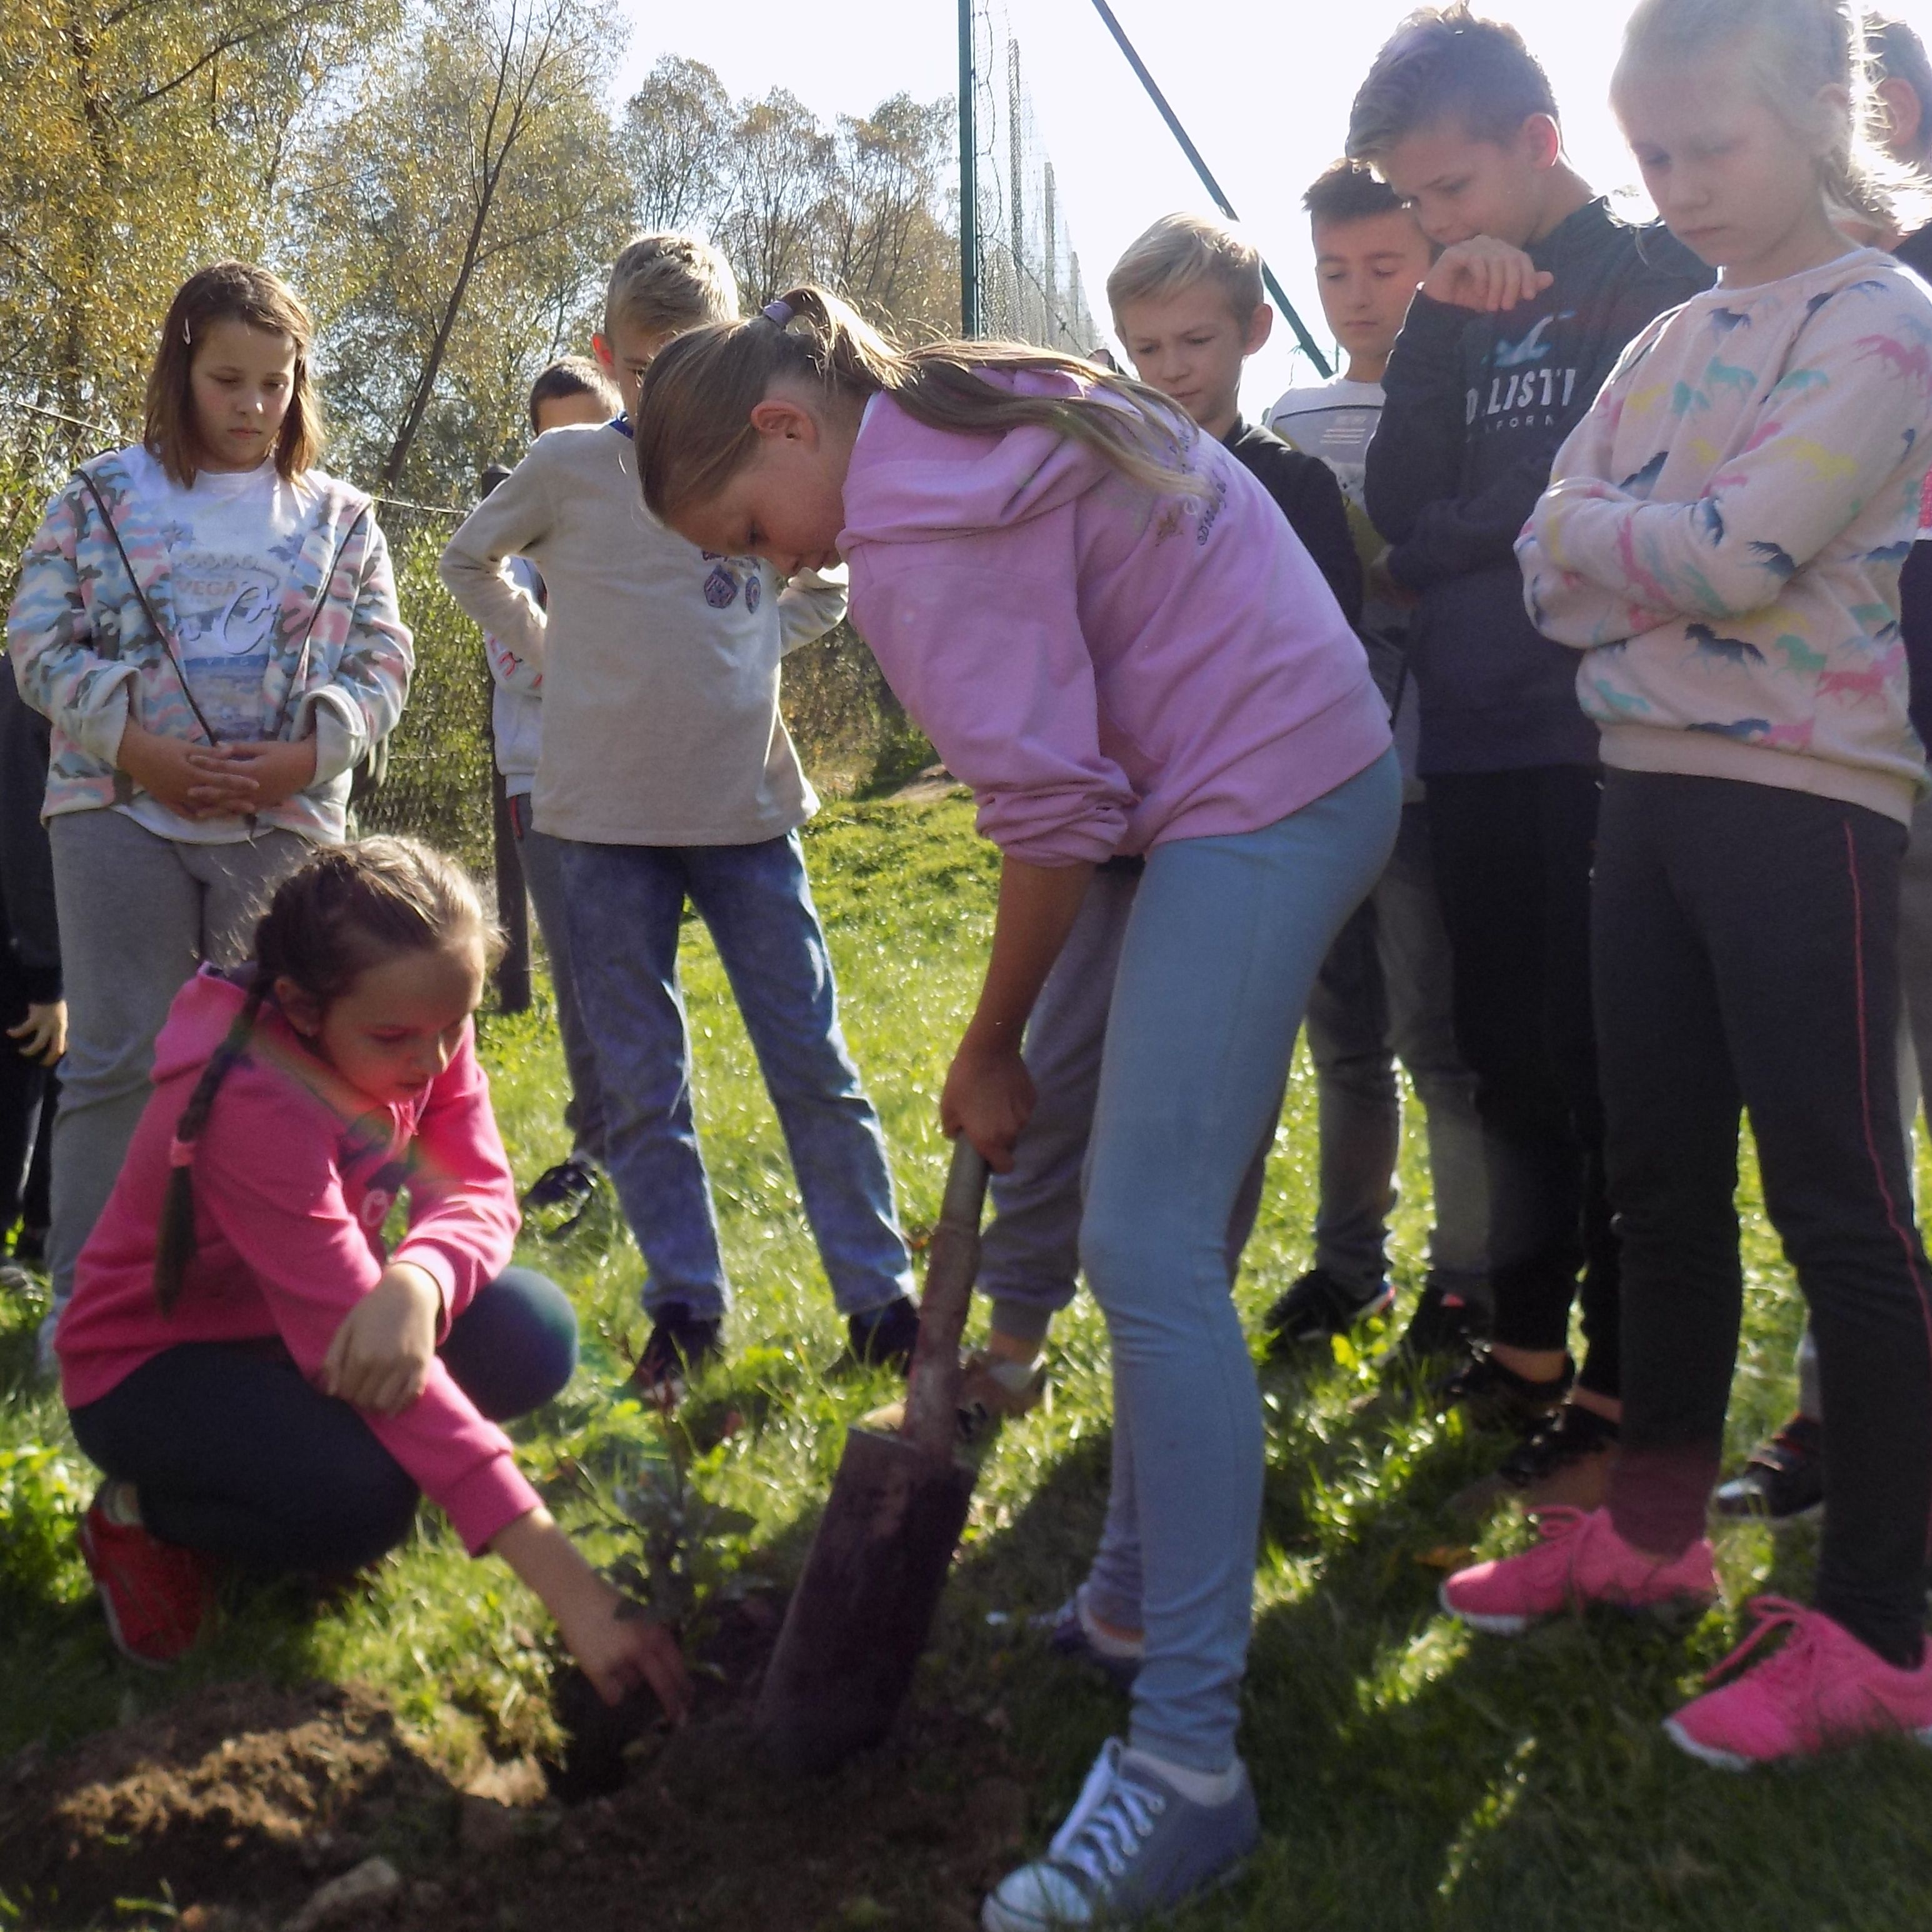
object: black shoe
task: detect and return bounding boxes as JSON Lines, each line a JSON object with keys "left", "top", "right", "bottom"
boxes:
{"left": 630, "top": 1304, "right": 723, "bottom": 1405}
{"left": 848, "top": 1296, "right": 922, "bottom": 1373}
{"left": 1262, "top": 1268, "right": 1395, "bottom": 1358}
{"left": 1713, "top": 1413, "right": 1824, "bottom": 1523}
{"left": 1495, "top": 1401, "right": 1619, "bottom": 1501}
{"left": 521, "top": 1156, "right": 601, "bottom": 1233}
{"left": 1434, "top": 1344, "right": 1574, "bottom": 1433}
{"left": 1383, "top": 1278, "right": 1491, "bottom": 1372}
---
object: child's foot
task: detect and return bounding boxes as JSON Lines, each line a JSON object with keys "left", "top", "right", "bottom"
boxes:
{"left": 1666, "top": 1597, "right": 1932, "bottom": 1768}
{"left": 521, "top": 1157, "right": 601, "bottom": 1236}
{"left": 1453, "top": 1402, "right": 1620, "bottom": 1517}
{"left": 78, "top": 1483, "right": 215, "bottom": 1668}
{"left": 1439, "top": 1505, "right": 1716, "bottom": 1635}
{"left": 1382, "top": 1276, "right": 1490, "bottom": 1373}
{"left": 847, "top": 1296, "right": 922, "bottom": 1372}
{"left": 1711, "top": 1414, "right": 1823, "bottom": 1523}
{"left": 1434, "top": 1345, "right": 1574, "bottom": 1433}
{"left": 980, "top": 1738, "right": 1257, "bottom": 1930}
{"left": 1261, "top": 1268, "right": 1394, "bottom": 1358}
{"left": 629, "top": 1304, "right": 723, "bottom": 1406}
{"left": 1033, "top": 1583, "right": 1144, "bottom": 1689}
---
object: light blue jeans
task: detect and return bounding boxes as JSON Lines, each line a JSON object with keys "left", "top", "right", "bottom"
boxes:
{"left": 1076, "top": 749, "right": 1401, "bottom": 1772}
{"left": 556, "top": 831, "right": 912, "bottom": 1322}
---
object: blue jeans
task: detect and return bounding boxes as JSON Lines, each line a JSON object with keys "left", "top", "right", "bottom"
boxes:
{"left": 1078, "top": 749, "right": 1401, "bottom": 1772}
{"left": 556, "top": 833, "right": 911, "bottom": 1321}
{"left": 68, "top": 1267, "right": 577, "bottom": 1573}
{"left": 510, "top": 796, "right": 608, "bottom": 1166}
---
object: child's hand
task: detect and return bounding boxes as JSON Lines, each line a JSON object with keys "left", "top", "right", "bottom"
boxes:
{"left": 941, "top": 1035, "right": 1035, "bottom": 1173}
{"left": 1421, "top": 236, "right": 1554, "bottom": 313}
{"left": 322, "top": 1261, "right": 442, "bottom": 1414}
{"left": 8, "top": 1001, "right": 65, "bottom": 1064}
{"left": 191, "top": 738, "right": 319, "bottom": 810}
{"left": 492, "top": 1508, "right": 694, "bottom": 1722}
{"left": 116, "top": 723, "right": 256, "bottom": 818}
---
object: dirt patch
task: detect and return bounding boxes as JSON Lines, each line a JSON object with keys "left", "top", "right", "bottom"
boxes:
{"left": 0, "top": 1680, "right": 458, "bottom": 1929}
{"left": 0, "top": 1615, "right": 1036, "bottom": 1932}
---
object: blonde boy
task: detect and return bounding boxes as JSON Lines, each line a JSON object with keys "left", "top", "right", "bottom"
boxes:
{"left": 439, "top": 233, "right": 916, "bottom": 1396}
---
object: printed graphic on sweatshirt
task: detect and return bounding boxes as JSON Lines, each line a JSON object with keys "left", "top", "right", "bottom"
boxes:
{"left": 701, "top": 551, "right": 764, "bottom": 613}
{"left": 1467, "top": 311, "right": 1579, "bottom": 431}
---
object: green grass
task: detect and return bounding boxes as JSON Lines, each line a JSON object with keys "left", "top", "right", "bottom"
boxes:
{"left": 3, "top": 793, "right": 1929, "bottom": 1930}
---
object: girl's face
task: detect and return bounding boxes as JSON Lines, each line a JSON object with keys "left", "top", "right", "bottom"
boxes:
{"left": 1615, "top": 56, "right": 1847, "bottom": 287}
{"left": 667, "top": 388, "right": 856, "bottom": 575}
{"left": 189, "top": 318, "right": 299, "bottom": 473}
{"left": 279, "top": 939, "right": 485, "bottom": 1107}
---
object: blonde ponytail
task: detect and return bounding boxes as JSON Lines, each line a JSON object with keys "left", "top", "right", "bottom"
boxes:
{"left": 636, "top": 284, "right": 1201, "bottom": 527}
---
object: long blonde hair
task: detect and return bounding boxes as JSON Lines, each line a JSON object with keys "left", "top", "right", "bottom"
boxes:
{"left": 1616, "top": 0, "right": 1904, "bottom": 231}
{"left": 634, "top": 284, "right": 1199, "bottom": 527}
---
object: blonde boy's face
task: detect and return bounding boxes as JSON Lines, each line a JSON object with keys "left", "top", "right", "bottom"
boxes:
{"left": 1113, "top": 284, "right": 1271, "bottom": 436}
{"left": 593, "top": 318, "right": 678, "bottom": 414}
{"left": 1312, "top": 209, "right": 1433, "bottom": 367}
{"left": 533, "top": 390, "right": 613, "bottom": 436}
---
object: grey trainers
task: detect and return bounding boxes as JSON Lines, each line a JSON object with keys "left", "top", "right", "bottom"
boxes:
{"left": 980, "top": 1738, "right": 1258, "bottom": 1930}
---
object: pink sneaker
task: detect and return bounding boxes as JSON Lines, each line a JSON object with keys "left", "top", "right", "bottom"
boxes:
{"left": 1665, "top": 1596, "right": 1932, "bottom": 1768}
{"left": 78, "top": 1485, "right": 215, "bottom": 1668}
{"left": 1439, "top": 1505, "right": 1718, "bottom": 1635}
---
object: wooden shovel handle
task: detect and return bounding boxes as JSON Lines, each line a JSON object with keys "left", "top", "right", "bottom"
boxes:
{"left": 901, "top": 1138, "right": 991, "bottom": 1459}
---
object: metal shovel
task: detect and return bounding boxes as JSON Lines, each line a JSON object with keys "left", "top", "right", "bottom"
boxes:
{"left": 753, "top": 1136, "right": 991, "bottom": 1776}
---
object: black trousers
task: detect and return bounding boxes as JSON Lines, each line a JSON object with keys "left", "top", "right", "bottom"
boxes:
{"left": 1427, "top": 766, "right": 1620, "bottom": 1393}
{"left": 1595, "top": 771, "right": 1932, "bottom": 1664}
{"left": 0, "top": 940, "right": 53, "bottom": 1237}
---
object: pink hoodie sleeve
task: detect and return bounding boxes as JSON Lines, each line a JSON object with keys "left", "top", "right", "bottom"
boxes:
{"left": 193, "top": 1058, "right": 538, "bottom": 1554}
{"left": 846, "top": 540, "right": 1137, "bottom": 865}
{"left": 391, "top": 1025, "right": 521, "bottom": 1331}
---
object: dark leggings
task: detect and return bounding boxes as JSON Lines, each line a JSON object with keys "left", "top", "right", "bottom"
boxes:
{"left": 69, "top": 1268, "right": 578, "bottom": 1575}
{"left": 1428, "top": 766, "right": 1621, "bottom": 1393}
{"left": 1594, "top": 773, "right": 1932, "bottom": 1666}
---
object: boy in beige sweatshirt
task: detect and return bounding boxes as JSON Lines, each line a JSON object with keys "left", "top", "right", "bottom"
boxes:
{"left": 439, "top": 233, "right": 914, "bottom": 1396}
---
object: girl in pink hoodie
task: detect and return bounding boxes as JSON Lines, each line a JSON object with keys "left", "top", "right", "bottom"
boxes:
{"left": 57, "top": 836, "right": 688, "bottom": 1724}
{"left": 634, "top": 288, "right": 1397, "bottom": 1931}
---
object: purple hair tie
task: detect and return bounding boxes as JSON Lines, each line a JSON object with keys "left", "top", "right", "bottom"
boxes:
{"left": 761, "top": 299, "right": 794, "bottom": 326}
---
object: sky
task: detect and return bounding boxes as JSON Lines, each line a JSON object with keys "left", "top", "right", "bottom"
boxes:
{"left": 608, "top": 0, "right": 1931, "bottom": 415}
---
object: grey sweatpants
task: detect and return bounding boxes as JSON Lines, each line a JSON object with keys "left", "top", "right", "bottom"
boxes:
{"left": 45, "top": 811, "right": 311, "bottom": 1317}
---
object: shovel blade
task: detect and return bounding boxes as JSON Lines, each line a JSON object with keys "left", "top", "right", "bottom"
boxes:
{"left": 754, "top": 1424, "right": 976, "bottom": 1776}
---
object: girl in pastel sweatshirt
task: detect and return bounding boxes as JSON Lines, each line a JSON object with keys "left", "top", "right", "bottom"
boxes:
{"left": 1445, "top": 0, "right": 1932, "bottom": 1770}
{"left": 633, "top": 286, "right": 1397, "bottom": 1929}
{"left": 56, "top": 836, "right": 688, "bottom": 1723}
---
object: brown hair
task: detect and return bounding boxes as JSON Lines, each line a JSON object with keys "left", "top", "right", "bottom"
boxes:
{"left": 143, "top": 262, "right": 323, "bottom": 488}
{"left": 603, "top": 231, "right": 739, "bottom": 343}
{"left": 1304, "top": 158, "right": 1410, "bottom": 225}
{"left": 154, "top": 837, "right": 500, "bottom": 1313}
{"left": 528, "top": 355, "right": 623, "bottom": 432}
{"left": 1347, "top": 7, "right": 1559, "bottom": 161}
{"left": 1869, "top": 14, "right": 1932, "bottom": 169}
{"left": 635, "top": 284, "right": 1198, "bottom": 529}
{"left": 1616, "top": 0, "right": 1905, "bottom": 230}
{"left": 1106, "top": 213, "right": 1264, "bottom": 326}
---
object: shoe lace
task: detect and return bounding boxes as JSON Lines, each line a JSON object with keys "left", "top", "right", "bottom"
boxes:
{"left": 1701, "top": 1596, "right": 1816, "bottom": 1687}
{"left": 1049, "top": 1752, "right": 1166, "bottom": 1889}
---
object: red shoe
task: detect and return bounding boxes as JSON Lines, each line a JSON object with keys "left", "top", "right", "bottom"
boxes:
{"left": 78, "top": 1487, "right": 215, "bottom": 1668}
{"left": 1666, "top": 1596, "right": 1932, "bottom": 1768}
{"left": 1439, "top": 1505, "right": 1717, "bottom": 1635}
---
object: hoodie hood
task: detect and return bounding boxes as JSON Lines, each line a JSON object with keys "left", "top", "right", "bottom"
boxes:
{"left": 838, "top": 368, "right": 1198, "bottom": 548}
{"left": 151, "top": 966, "right": 254, "bottom": 1086}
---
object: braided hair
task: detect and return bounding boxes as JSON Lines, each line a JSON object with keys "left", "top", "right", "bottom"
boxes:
{"left": 154, "top": 836, "right": 498, "bottom": 1313}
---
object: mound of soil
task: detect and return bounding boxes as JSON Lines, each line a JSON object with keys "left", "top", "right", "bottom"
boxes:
{"left": 0, "top": 1680, "right": 458, "bottom": 1930}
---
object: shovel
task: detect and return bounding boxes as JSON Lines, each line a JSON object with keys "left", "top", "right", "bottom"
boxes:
{"left": 753, "top": 1136, "right": 991, "bottom": 1776}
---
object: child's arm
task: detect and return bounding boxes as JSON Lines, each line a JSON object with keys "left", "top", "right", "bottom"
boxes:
{"left": 438, "top": 455, "right": 553, "bottom": 667}
{"left": 1530, "top": 303, "right": 1932, "bottom": 625}
{"left": 484, "top": 560, "right": 546, "bottom": 698}
{"left": 5, "top": 478, "right": 142, "bottom": 766}
{"left": 775, "top": 564, "right": 848, "bottom": 654}
{"left": 1279, "top": 460, "right": 1365, "bottom": 628}
{"left": 0, "top": 659, "right": 60, "bottom": 1011}
{"left": 293, "top": 511, "right": 414, "bottom": 784}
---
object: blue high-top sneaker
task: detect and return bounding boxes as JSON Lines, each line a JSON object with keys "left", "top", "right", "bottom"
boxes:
{"left": 981, "top": 1738, "right": 1258, "bottom": 1929}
